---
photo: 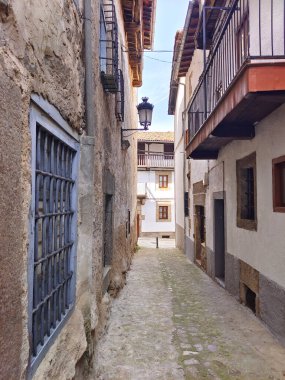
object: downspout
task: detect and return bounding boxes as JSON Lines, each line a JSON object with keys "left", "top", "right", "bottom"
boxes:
{"left": 178, "top": 80, "right": 187, "bottom": 249}
{"left": 182, "top": 82, "right": 187, "bottom": 250}
{"left": 84, "top": 0, "right": 95, "bottom": 136}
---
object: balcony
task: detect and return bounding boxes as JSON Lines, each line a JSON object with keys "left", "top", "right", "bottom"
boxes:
{"left": 186, "top": 0, "right": 285, "bottom": 159}
{"left": 138, "top": 152, "right": 174, "bottom": 168}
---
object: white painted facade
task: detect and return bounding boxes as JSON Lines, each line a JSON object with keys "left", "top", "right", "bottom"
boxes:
{"left": 137, "top": 137, "right": 175, "bottom": 237}
{"left": 138, "top": 170, "right": 175, "bottom": 234}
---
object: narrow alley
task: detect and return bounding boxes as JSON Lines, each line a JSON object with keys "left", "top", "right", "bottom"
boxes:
{"left": 94, "top": 241, "right": 285, "bottom": 380}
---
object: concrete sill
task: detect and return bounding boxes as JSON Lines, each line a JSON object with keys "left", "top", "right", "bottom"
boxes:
{"left": 103, "top": 265, "right": 111, "bottom": 294}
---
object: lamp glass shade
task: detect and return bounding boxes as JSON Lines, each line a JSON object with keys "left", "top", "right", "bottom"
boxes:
{"left": 137, "top": 97, "right": 154, "bottom": 128}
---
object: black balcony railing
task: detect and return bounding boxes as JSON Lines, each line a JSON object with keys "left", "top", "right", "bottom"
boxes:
{"left": 188, "top": 0, "right": 285, "bottom": 141}
{"left": 100, "top": 0, "right": 119, "bottom": 93}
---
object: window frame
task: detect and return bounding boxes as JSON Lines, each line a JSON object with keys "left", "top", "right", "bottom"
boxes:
{"left": 272, "top": 155, "right": 285, "bottom": 213}
{"left": 156, "top": 202, "right": 172, "bottom": 222}
{"left": 159, "top": 205, "right": 168, "bottom": 220}
{"left": 236, "top": 152, "right": 257, "bottom": 231}
{"left": 29, "top": 99, "right": 80, "bottom": 375}
{"left": 159, "top": 174, "right": 168, "bottom": 189}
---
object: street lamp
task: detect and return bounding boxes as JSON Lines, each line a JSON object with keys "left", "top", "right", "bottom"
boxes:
{"left": 121, "top": 97, "right": 154, "bottom": 149}
{"left": 121, "top": 97, "right": 154, "bottom": 132}
{"left": 137, "top": 97, "right": 154, "bottom": 130}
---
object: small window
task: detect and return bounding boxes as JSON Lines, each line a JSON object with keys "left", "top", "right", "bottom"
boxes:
{"left": 273, "top": 155, "right": 285, "bottom": 212}
{"left": 159, "top": 206, "right": 168, "bottom": 220}
{"left": 159, "top": 175, "right": 168, "bottom": 189}
{"left": 184, "top": 191, "right": 189, "bottom": 217}
{"left": 236, "top": 152, "right": 257, "bottom": 230}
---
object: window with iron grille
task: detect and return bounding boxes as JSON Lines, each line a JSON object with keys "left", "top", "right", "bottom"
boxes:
{"left": 30, "top": 104, "right": 79, "bottom": 368}
{"left": 159, "top": 175, "right": 168, "bottom": 189}
{"left": 100, "top": 0, "right": 119, "bottom": 93}
{"left": 159, "top": 206, "right": 168, "bottom": 220}
{"left": 272, "top": 155, "right": 285, "bottom": 213}
{"left": 236, "top": 152, "right": 257, "bottom": 230}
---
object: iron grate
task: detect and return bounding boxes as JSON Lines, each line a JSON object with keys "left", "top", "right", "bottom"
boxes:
{"left": 32, "top": 123, "right": 76, "bottom": 357}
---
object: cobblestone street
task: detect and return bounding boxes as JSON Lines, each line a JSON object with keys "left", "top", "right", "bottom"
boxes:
{"left": 93, "top": 242, "right": 285, "bottom": 380}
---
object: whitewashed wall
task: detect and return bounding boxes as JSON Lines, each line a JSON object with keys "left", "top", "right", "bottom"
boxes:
{"left": 138, "top": 170, "right": 175, "bottom": 233}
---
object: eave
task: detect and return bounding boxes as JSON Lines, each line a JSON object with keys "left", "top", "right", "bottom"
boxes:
{"left": 168, "top": 0, "right": 199, "bottom": 115}
{"left": 196, "top": 0, "right": 227, "bottom": 49}
{"left": 121, "top": 0, "right": 156, "bottom": 87}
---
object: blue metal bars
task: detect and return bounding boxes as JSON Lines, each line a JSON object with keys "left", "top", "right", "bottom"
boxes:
{"left": 32, "top": 124, "right": 76, "bottom": 357}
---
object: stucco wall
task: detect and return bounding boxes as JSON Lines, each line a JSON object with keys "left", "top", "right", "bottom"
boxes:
{"left": 216, "top": 104, "right": 285, "bottom": 289}
{"left": 249, "top": 0, "right": 284, "bottom": 57}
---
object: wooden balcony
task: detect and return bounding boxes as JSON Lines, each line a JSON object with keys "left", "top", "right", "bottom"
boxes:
{"left": 186, "top": 0, "right": 285, "bottom": 159}
{"left": 138, "top": 152, "right": 174, "bottom": 168}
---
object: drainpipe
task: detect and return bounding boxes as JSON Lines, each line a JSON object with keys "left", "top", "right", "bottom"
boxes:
{"left": 177, "top": 80, "right": 187, "bottom": 250}
{"left": 84, "top": 0, "right": 95, "bottom": 136}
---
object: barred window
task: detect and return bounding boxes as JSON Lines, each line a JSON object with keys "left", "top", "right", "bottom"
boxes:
{"left": 30, "top": 103, "right": 79, "bottom": 368}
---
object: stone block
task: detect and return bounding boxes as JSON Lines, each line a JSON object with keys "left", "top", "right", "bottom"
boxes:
{"left": 225, "top": 252, "right": 240, "bottom": 299}
{"left": 185, "top": 236, "right": 194, "bottom": 262}
{"left": 260, "top": 274, "right": 285, "bottom": 346}
{"left": 206, "top": 246, "right": 215, "bottom": 279}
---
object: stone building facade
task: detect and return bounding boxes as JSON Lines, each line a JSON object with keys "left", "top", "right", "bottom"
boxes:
{"left": 0, "top": 0, "right": 155, "bottom": 378}
{"left": 169, "top": 0, "right": 285, "bottom": 346}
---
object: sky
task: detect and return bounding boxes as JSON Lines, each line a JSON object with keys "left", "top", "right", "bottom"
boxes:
{"left": 138, "top": 0, "right": 190, "bottom": 132}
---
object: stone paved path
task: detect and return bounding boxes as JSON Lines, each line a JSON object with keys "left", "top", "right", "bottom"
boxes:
{"left": 93, "top": 246, "right": 285, "bottom": 380}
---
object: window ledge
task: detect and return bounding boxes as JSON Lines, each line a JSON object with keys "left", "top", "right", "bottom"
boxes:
{"left": 237, "top": 218, "right": 257, "bottom": 231}
{"left": 273, "top": 206, "right": 285, "bottom": 213}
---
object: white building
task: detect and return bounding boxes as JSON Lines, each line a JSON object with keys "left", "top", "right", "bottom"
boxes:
{"left": 137, "top": 132, "right": 175, "bottom": 238}
{"left": 169, "top": 0, "right": 285, "bottom": 346}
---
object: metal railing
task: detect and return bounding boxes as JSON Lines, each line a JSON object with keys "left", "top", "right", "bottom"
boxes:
{"left": 100, "top": 0, "right": 119, "bottom": 93}
{"left": 188, "top": 0, "right": 285, "bottom": 141}
{"left": 137, "top": 152, "right": 174, "bottom": 168}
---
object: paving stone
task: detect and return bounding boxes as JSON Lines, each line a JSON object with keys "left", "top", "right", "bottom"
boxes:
{"left": 92, "top": 246, "right": 285, "bottom": 379}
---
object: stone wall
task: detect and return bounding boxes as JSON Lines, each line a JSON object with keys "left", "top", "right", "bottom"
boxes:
{"left": 0, "top": 0, "right": 138, "bottom": 378}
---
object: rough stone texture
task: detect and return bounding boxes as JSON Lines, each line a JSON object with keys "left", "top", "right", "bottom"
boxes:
{"left": 206, "top": 246, "right": 215, "bottom": 279}
{"left": 185, "top": 235, "right": 194, "bottom": 262}
{"left": 33, "top": 310, "right": 87, "bottom": 380}
{"left": 260, "top": 274, "right": 285, "bottom": 346}
{"left": 0, "top": 66, "right": 26, "bottom": 380}
{"left": 93, "top": 246, "right": 285, "bottom": 379}
{"left": 0, "top": 0, "right": 138, "bottom": 378}
{"left": 225, "top": 251, "right": 240, "bottom": 300}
